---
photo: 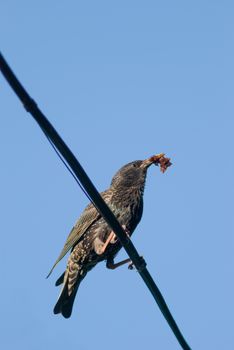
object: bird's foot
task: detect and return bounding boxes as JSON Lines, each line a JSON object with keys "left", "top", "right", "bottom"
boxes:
{"left": 110, "top": 233, "right": 117, "bottom": 244}
{"left": 128, "top": 261, "right": 134, "bottom": 270}
{"left": 128, "top": 256, "right": 146, "bottom": 271}
{"left": 106, "top": 256, "right": 145, "bottom": 271}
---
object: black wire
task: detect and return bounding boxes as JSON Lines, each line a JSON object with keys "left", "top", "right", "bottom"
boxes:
{"left": 45, "top": 132, "right": 94, "bottom": 204}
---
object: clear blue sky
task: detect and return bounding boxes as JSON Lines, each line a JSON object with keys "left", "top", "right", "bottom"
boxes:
{"left": 1, "top": 1, "right": 233, "bottom": 349}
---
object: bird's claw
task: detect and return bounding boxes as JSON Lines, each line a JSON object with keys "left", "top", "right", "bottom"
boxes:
{"left": 128, "top": 256, "right": 146, "bottom": 271}
{"left": 110, "top": 235, "right": 118, "bottom": 244}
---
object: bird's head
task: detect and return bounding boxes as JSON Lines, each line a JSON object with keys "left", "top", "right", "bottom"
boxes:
{"left": 110, "top": 153, "right": 171, "bottom": 190}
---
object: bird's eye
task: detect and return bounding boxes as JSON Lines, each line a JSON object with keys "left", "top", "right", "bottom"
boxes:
{"left": 132, "top": 163, "right": 137, "bottom": 168}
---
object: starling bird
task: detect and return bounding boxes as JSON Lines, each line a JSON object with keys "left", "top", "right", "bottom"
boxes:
{"left": 48, "top": 153, "right": 171, "bottom": 318}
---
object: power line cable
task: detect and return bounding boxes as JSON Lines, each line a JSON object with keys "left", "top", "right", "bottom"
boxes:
{"left": 45, "top": 134, "right": 96, "bottom": 207}
{"left": 0, "top": 52, "right": 191, "bottom": 350}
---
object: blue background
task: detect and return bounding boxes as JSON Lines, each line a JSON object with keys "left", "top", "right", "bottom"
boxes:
{"left": 1, "top": 1, "right": 233, "bottom": 349}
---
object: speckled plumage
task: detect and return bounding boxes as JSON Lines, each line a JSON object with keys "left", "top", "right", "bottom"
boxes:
{"left": 49, "top": 155, "right": 169, "bottom": 318}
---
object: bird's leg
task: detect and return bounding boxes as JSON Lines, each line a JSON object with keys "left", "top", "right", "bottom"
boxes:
{"left": 94, "top": 231, "right": 118, "bottom": 255}
{"left": 95, "top": 231, "right": 116, "bottom": 255}
{"left": 106, "top": 257, "right": 132, "bottom": 270}
{"left": 94, "top": 225, "right": 130, "bottom": 255}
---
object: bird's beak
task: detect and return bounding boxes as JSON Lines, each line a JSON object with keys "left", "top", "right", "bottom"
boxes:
{"left": 141, "top": 153, "right": 165, "bottom": 168}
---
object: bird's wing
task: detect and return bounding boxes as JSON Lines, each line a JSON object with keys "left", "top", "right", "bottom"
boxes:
{"left": 46, "top": 191, "right": 111, "bottom": 278}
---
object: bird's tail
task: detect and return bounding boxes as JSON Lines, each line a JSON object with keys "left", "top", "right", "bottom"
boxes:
{"left": 53, "top": 270, "right": 86, "bottom": 318}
